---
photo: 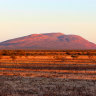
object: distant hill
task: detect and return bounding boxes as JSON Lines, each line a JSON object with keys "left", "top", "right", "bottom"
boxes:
{"left": 0, "top": 32, "right": 96, "bottom": 49}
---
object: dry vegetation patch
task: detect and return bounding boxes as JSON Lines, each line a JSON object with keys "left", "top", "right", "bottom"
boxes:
{"left": 0, "top": 50, "right": 96, "bottom": 95}
{"left": 0, "top": 76, "right": 96, "bottom": 96}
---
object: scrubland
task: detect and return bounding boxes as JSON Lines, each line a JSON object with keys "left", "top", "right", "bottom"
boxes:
{"left": 0, "top": 50, "right": 96, "bottom": 96}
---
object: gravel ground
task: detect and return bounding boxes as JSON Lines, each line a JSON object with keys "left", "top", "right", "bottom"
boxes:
{"left": 0, "top": 75, "right": 96, "bottom": 96}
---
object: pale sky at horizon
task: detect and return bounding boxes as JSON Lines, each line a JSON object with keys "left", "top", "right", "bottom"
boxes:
{"left": 0, "top": 0, "right": 96, "bottom": 43}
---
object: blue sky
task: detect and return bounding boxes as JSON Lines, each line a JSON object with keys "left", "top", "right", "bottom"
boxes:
{"left": 0, "top": 0, "right": 96, "bottom": 43}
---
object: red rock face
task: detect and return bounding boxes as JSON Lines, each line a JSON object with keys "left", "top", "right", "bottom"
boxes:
{"left": 0, "top": 33, "right": 96, "bottom": 49}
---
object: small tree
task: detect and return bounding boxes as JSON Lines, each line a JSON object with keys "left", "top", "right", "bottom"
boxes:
{"left": 17, "top": 50, "right": 25, "bottom": 57}
{"left": 54, "top": 54, "right": 66, "bottom": 61}
{"left": 0, "top": 51, "right": 3, "bottom": 59}
{"left": 71, "top": 54, "right": 78, "bottom": 60}
{"left": 87, "top": 52, "right": 94, "bottom": 61}
{"left": 10, "top": 54, "right": 16, "bottom": 61}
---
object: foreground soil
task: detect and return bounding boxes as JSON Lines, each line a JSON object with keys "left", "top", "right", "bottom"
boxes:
{"left": 0, "top": 75, "right": 96, "bottom": 96}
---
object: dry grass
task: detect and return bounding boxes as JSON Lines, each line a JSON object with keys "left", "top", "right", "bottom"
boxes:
{"left": 0, "top": 76, "right": 96, "bottom": 96}
{"left": 0, "top": 52, "right": 96, "bottom": 96}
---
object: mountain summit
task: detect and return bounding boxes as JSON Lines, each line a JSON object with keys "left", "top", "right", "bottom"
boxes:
{"left": 0, "top": 32, "right": 96, "bottom": 49}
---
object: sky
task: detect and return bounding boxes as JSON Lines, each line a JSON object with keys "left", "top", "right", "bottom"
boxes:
{"left": 0, "top": 0, "right": 96, "bottom": 43}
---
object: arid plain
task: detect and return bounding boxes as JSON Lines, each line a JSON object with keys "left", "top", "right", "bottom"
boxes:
{"left": 0, "top": 50, "right": 96, "bottom": 96}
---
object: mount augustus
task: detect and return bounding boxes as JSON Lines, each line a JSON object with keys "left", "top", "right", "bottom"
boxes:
{"left": 0, "top": 33, "right": 96, "bottom": 49}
